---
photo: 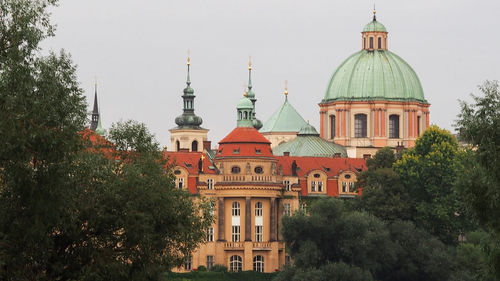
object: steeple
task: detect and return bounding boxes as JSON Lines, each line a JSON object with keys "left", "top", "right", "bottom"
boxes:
{"left": 174, "top": 54, "right": 203, "bottom": 128}
{"left": 245, "top": 57, "right": 263, "bottom": 130}
{"left": 90, "top": 81, "right": 99, "bottom": 131}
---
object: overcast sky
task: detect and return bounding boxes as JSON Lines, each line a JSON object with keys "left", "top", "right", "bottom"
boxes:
{"left": 41, "top": 0, "right": 500, "bottom": 147}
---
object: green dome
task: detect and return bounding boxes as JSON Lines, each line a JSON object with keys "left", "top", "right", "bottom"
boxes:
{"left": 237, "top": 96, "right": 253, "bottom": 109}
{"left": 363, "top": 20, "right": 387, "bottom": 32}
{"left": 323, "top": 50, "right": 427, "bottom": 103}
{"left": 273, "top": 124, "right": 347, "bottom": 157}
{"left": 260, "top": 96, "right": 308, "bottom": 133}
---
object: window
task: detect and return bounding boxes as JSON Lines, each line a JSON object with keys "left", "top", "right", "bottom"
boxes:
{"left": 238, "top": 111, "right": 242, "bottom": 120}
{"left": 349, "top": 182, "right": 355, "bottom": 192}
{"left": 301, "top": 202, "right": 307, "bottom": 212}
{"left": 363, "top": 37, "right": 366, "bottom": 49}
{"left": 231, "top": 166, "right": 241, "bottom": 174}
{"left": 354, "top": 114, "right": 367, "bottom": 138}
{"left": 311, "top": 181, "right": 316, "bottom": 192}
{"left": 285, "top": 255, "right": 291, "bottom": 266}
{"left": 231, "top": 225, "right": 240, "bottom": 242}
{"left": 389, "top": 115, "right": 400, "bottom": 138}
{"left": 317, "top": 181, "right": 323, "bottom": 192}
{"left": 253, "top": 255, "right": 265, "bottom": 272}
{"left": 231, "top": 202, "right": 240, "bottom": 216}
{"left": 244, "top": 111, "right": 248, "bottom": 119}
{"left": 207, "top": 178, "right": 214, "bottom": 190}
{"left": 330, "top": 115, "right": 336, "bottom": 139}
{"left": 191, "top": 140, "right": 198, "bottom": 152}
{"left": 255, "top": 202, "right": 263, "bottom": 217}
{"left": 230, "top": 255, "right": 242, "bottom": 272}
{"left": 417, "top": 116, "right": 421, "bottom": 136}
{"left": 369, "top": 37, "right": 373, "bottom": 49}
{"left": 210, "top": 202, "right": 215, "bottom": 216}
{"left": 378, "top": 37, "right": 382, "bottom": 49}
{"left": 342, "top": 182, "right": 347, "bottom": 192}
{"left": 177, "top": 178, "right": 184, "bottom": 189}
{"left": 255, "top": 225, "right": 263, "bottom": 242}
{"left": 176, "top": 140, "right": 180, "bottom": 151}
{"left": 184, "top": 255, "right": 192, "bottom": 271}
{"left": 206, "top": 255, "right": 214, "bottom": 270}
{"left": 254, "top": 166, "right": 263, "bottom": 174}
{"left": 207, "top": 227, "right": 214, "bottom": 242}
{"left": 283, "top": 203, "right": 291, "bottom": 216}
{"left": 284, "top": 180, "right": 291, "bottom": 191}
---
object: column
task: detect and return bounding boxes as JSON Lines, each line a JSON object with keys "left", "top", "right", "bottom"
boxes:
{"left": 341, "top": 110, "right": 346, "bottom": 137}
{"left": 374, "top": 108, "right": 379, "bottom": 137}
{"left": 413, "top": 111, "right": 418, "bottom": 138}
{"left": 407, "top": 110, "right": 412, "bottom": 138}
{"left": 217, "top": 197, "right": 225, "bottom": 241}
{"left": 270, "top": 198, "right": 277, "bottom": 241}
{"left": 426, "top": 111, "right": 430, "bottom": 129}
{"left": 381, "top": 109, "right": 386, "bottom": 137}
{"left": 245, "top": 197, "right": 251, "bottom": 241}
{"left": 335, "top": 110, "right": 340, "bottom": 138}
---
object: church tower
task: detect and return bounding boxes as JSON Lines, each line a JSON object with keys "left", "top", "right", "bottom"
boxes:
{"left": 169, "top": 56, "right": 209, "bottom": 152}
{"left": 245, "top": 59, "right": 263, "bottom": 130}
{"left": 90, "top": 81, "right": 105, "bottom": 136}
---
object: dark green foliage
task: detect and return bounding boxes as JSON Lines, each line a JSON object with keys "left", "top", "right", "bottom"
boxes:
{"left": 277, "top": 198, "right": 454, "bottom": 281}
{"left": 164, "top": 271, "right": 277, "bottom": 281}
{"left": 394, "top": 125, "right": 468, "bottom": 244}
{"left": 210, "top": 264, "right": 229, "bottom": 272}
{"left": 0, "top": 1, "right": 213, "bottom": 279}
{"left": 354, "top": 148, "right": 411, "bottom": 222}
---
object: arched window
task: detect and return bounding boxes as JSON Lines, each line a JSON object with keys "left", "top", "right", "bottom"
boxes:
{"left": 389, "top": 115, "right": 400, "bottom": 138}
{"left": 330, "top": 115, "right": 336, "bottom": 139}
{"left": 244, "top": 111, "right": 248, "bottom": 119}
{"left": 369, "top": 37, "right": 374, "bottom": 49}
{"left": 253, "top": 255, "right": 264, "bottom": 272}
{"left": 417, "top": 116, "right": 421, "bottom": 136}
{"left": 191, "top": 140, "right": 198, "bottom": 152}
{"left": 176, "top": 140, "right": 180, "bottom": 151}
{"left": 230, "top": 255, "right": 242, "bottom": 272}
{"left": 255, "top": 202, "right": 263, "bottom": 216}
{"left": 378, "top": 37, "right": 382, "bottom": 49}
{"left": 354, "top": 114, "right": 367, "bottom": 138}
{"left": 238, "top": 111, "right": 242, "bottom": 120}
{"left": 363, "top": 37, "right": 366, "bottom": 49}
{"left": 232, "top": 202, "right": 240, "bottom": 216}
{"left": 231, "top": 166, "right": 241, "bottom": 174}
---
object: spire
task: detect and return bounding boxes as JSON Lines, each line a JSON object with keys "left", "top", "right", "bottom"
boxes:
{"left": 247, "top": 56, "right": 253, "bottom": 92}
{"left": 90, "top": 79, "right": 99, "bottom": 131}
{"left": 284, "top": 80, "right": 289, "bottom": 100}
{"left": 174, "top": 52, "right": 203, "bottom": 128}
{"left": 373, "top": 3, "right": 377, "bottom": 21}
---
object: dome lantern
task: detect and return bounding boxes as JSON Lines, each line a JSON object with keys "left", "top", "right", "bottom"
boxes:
{"left": 361, "top": 10, "right": 388, "bottom": 51}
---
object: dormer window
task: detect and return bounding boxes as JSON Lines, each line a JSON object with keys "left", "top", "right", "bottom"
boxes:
{"left": 233, "top": 148, "right": 240, "bottom": 154}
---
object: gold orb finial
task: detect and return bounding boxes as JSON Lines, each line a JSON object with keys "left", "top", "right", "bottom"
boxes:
{"left": 187, "top": 49, "right": 191, "bottom": 66}
{"left": 248, "top": 56, "right": 252, "bottom": 70}
{"left": 284, "top": 80, "right": 288, "bottom": 96}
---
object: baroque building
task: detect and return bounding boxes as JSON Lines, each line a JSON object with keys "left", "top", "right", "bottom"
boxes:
{"left": 319, "top": 11, "right": 430, "bottom": 157}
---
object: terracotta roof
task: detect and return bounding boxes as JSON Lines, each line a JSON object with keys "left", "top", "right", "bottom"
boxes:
{"left": 219, "top": 127, "right": 271, "bottom": 144}
{"left": 277, "top": 156, "right": 366, "bottom": 177}
{"left": 164, "top": 151, "right": 218, "bottom": 175}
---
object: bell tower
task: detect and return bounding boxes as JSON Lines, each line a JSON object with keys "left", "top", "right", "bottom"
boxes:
{"left": 169, "top": 55, "right": 209, "bottom": 152}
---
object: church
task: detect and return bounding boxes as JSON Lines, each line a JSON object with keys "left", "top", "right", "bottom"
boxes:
{"left": 90, "top": 11, "right": 429, "bottom": 273}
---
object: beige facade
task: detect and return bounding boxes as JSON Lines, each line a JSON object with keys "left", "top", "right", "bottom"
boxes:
{"left": 260, "top": 131, "right": 297, "bottom": 148}
{"left": 169, "top": 128, "right": 209, "bottom": 152}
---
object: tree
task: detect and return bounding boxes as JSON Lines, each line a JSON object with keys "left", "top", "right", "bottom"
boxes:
{"left": 0, "top": 1, "right": 213, "bottom": 279}
{"left": 393, "top": 125, "right": 467, "bottom": 244}
{"left": 354, "top": 148, "right": 411, "bottom": 222}
{"left": 455, "top": 80, "right": 500, "bottom": 279}
{"left": 277, "top": 198, "right": 454, "bottom": 281}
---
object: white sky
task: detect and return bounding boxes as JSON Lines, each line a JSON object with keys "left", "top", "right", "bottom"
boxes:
{"left": 42, "top": 0, "right": 500, "bottom": 147}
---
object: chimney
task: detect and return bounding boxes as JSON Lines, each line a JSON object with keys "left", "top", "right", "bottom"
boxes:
{"left": 203, "top": 140, "right": 211, "bottom": 150}
{"left": 283, "top": 152, "right": 290, "bottom": 157}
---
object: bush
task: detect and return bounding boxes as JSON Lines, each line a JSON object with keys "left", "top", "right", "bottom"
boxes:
{"left": 210, "top": 264, "right": 228, "bottom": 272}
{"left": 197, "top": 265, "right": 207, "bottom": 271}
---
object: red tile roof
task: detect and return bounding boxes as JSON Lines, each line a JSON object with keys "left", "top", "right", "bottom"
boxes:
{"left": 219, "top": 127, "right": 271, "bottom": 144}
{"left": 277, "top": 156, "right": 366, "bottom": 177}
{"left": 163, "top": 151, "right": 217, "bottom": 175}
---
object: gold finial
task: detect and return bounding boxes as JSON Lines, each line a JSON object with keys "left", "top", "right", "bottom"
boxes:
{"left": 243, "top": 83, "right": 247, "bottom": 96}
{"left": 187, "top": 49, "right": 191, "bottom": 66}
{"left": 248, "top": 56, "right": 252, "bottom": 70}
{"left": 284, "top": 80, "right": 288, "bottom": 96}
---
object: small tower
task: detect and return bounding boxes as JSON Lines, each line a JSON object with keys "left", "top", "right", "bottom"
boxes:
{"left": 90, "top": 81, "right": 106, "bottom": 136}
{"left": 90, "top": 82, "right": 99, "bottom": 131}
{"left": 245, "top": 58, "right": 263, "bottom": 130}
{"left": 236, "top": 93, "right": 254, "bottom": 128}
{"left": 169, "top": 55, "right": 209, "bottom": 152}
